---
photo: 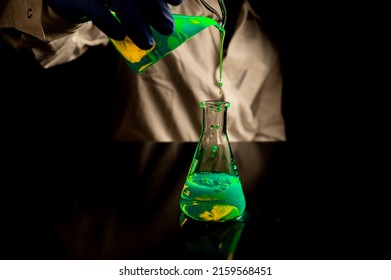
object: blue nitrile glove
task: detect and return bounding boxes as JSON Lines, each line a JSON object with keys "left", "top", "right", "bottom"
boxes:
{"left": 45, "top": 0, "right": 184, "bottom": 50}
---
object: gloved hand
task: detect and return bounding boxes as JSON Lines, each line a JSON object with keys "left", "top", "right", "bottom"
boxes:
{"left": 45, "top": 0, "right": 184, "bottom": 50}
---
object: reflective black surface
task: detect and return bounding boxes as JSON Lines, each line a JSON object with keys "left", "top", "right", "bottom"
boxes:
{"left": 1, "top": 141, "right": 390, "bottom": 260}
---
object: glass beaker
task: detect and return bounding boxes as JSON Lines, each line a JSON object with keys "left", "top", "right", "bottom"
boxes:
{"left": 109, "top": 0, "right": 227, "bottom": 73}
{"left": 179, "top": 100, "right": 246, "bottom": 222}
{"left": 109, "top": 14, "right": 224, "bottom": 73}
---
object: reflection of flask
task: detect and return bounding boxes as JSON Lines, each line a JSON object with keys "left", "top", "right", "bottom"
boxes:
{"left": 180, "top": 100, "right": 246, "bottom": 222}
{"left": 109, "top": 14, "right": 224, "bottom": 73}
{"left": 179, "top": 213, "right": 245, "bottom": 259}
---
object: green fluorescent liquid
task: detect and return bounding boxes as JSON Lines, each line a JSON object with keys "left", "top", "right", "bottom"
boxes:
{"left": 180, "top": 172, "right": 246, "bottom": 222}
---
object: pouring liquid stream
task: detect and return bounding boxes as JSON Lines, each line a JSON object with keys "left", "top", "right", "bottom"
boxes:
{"left": 217, "top": 28, "right": 225, "bottom": 97}
{"left": 201, "top": 0, "right": 226, "bottom": 97}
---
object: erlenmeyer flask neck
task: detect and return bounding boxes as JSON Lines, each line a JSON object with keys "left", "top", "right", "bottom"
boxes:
{"left": 201, "top": 100, "right": 229, "bottom": 138}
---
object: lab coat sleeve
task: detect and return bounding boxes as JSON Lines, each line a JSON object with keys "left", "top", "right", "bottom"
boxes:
{"left": 0, "top": 0, "right": 45, "bottom": 41}
{"left": 0, "top": 0, "right": 82, "bottom": 47}
{"left": 0, "top": 0, "right": 108, "bottom": 68}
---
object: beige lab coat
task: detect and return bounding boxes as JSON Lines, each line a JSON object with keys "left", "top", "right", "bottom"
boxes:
{"left": 112, "top": 0, "right": 286, "bottom": 142}
{"left": 1, "top": 0, "right": 285, "bottom": 142}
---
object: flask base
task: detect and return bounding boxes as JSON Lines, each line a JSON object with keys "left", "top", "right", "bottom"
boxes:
{"left": 180, "top": 202, "right": 245, "bottom": 222}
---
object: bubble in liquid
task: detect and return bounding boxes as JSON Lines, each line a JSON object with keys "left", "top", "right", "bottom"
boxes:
{"left": 211, "top": 145, "right": 218, "bottom": 158}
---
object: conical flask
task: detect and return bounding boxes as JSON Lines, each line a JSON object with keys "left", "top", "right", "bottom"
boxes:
{"left": 180, "top": 100, "right": 246, "bottom": 222}
{"left": 109, "top": 14, "right": 224, "bottom": 73}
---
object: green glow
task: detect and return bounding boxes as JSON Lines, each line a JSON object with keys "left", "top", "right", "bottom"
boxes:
{"left": 180, "top": 173, "right": 246, "bottom": 222}
{"left": 211, "top": 145, "right": 218, "bottom": 158}
{"left": 167, "top": 36, "right": 180, "bottom": 50}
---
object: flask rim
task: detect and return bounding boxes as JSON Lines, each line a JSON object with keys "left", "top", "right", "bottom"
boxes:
{"left": 200, "top": 100, "right": 230, "bottom": 108}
